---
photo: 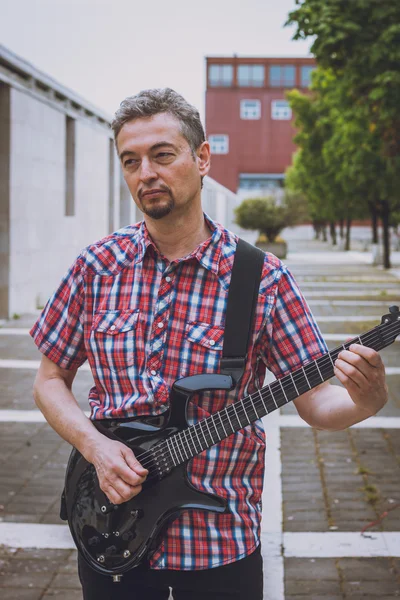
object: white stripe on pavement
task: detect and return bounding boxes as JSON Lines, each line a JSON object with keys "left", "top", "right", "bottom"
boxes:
{"left": 314, "top": 316, "right": 382, "bottom": 322}
{"left": 0, "top": 359, "right": 91, "bottom": 371}
{"left": 305, "top": 290, "right": 400, "bottom": 297}
{"left": 308, "top": 300, "right": 393, "bottom": 306}
{"left": 0, "top": 410, "right": 91, "bottom": 422}
{"left": 322, "top": 333, "right": 400, "bottom": 342}
{"left": 283, "top": 532, "right": 400, "bottom": 558}
{"left": 0, "top": 523, "right": 75, "bottom": 549}
{"left": 0, "top": 328, "right": 30, "bottom": 335}
{"left": 278, "top": 414, "right": 400, "bottom": 429}
{"left": 1, "top": 524, "right": 399, "bottom": 558}
{"left": 1, "top": 410, "right": 399, "bottom": 428}
{"left": 260, "top": 411, "right": 284, "bottom": 599}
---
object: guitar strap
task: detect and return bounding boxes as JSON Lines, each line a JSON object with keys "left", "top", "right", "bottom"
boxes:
{"left": 220, "top": 239, "right": 265, "bottom": 385}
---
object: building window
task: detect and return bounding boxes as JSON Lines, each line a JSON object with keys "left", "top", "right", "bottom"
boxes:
{"left": 209, "top": 135, "right": 229, "bottom": 154}
{"left": 65, "top": 116, "right": 76, "bottom": 216}
{"left": 271, "top": 100, "right": 292, "bottom": 120}
{"left": 208, "top": 64, "right": 233, "bottom": 87}
{"left": 240, "top": 99, "right": 261, "bottom": 120}
{"left": 270, "top": 65, "right": 296, "bottom": 87}
{"left": 237, "top": 65, "right": 265, "bottom": 87}
{"left": 301, "top": 65, "right": 315, "bottom": 87}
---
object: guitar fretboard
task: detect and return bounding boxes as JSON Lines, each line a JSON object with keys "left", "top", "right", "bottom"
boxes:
{"left": 150, "top": 317, "right": 399, "bottom": 475}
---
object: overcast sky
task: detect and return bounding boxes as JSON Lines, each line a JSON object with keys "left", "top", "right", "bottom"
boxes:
{"left": 0, "top": 0, "right": 312, "bottom": 120}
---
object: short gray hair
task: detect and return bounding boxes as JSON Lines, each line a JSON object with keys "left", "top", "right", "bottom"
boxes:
{"left": 111, "top": 88, "right": 205, "bottom": 155}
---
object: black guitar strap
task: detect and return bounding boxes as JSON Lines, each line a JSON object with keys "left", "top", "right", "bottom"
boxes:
{"left": 220, "top": 239, "right": 265, "bottom": 385}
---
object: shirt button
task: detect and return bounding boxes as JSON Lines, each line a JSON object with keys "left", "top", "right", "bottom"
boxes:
{"left": 150, "top": 370, "right": 157, "bottom": 376}
{"left": 209, "top": 340, "right": 216, "bottom": 346}
{"left": 110, "top": 325, "right": 116, "bottom": 331}
{"left": 157, "top": 322, "right": 164, "bottom": 329}
{"left": 165, "top": 276, "right": 171, "bottom": 283}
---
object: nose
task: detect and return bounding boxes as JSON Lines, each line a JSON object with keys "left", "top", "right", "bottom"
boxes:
{"left": 139, "top": 157, "right": 157, "bottom": 183}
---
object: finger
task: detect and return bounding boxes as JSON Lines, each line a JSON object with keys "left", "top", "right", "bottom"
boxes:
{"left": 101, "top": 483, "right": 125, "bottom": 505}
{"left": 122, "top": 447, "right": 149, "bottom": 477}
{"left": 345, "top": 344, "right": 383, "bottom": 368}
{"left": 334, "top": 364, "right": 362, "bottom": 395}
{"left": 335, "top": 354, "right": 374, "bottom": 388}
{"left": 335, "top": 350, "right": 372, "bottom": 380}
{"left": 111, "top": 461, "right": 147, "bottom": 488}
{"left": 104, "top": 477, "right": 143, "bottom": 503}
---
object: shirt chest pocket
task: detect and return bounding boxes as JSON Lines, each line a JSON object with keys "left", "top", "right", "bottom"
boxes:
{"left": 184, "top": 321, "right": 224, "bottom": 374}
{"left": 90, "top": 309, "right": 141, "bottom": 372}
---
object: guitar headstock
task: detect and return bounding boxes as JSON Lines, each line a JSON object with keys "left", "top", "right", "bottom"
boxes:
{"left": 380, "top": 305, "right": 400, "bottom": 346}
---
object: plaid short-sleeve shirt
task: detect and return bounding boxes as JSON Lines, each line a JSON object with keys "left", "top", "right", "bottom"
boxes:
{"left": 30, "top": 213, "right": 327, "bottom": 571}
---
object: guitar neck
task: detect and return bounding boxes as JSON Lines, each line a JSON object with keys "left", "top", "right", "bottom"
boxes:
{"left": 163, "top": 318, "right": 399, "bottom": 469}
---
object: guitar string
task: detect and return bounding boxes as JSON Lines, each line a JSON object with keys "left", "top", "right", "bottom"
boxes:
{"left": 129, "top": 322, "right": 399, "bottom": 474}
{"left": 133, "top": 323, "right": 400, "bottom": 478}
{"left": 132, "top": 323, "right": 399, "bottom": 474}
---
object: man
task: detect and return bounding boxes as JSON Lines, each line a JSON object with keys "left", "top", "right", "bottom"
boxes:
{"left": 31, "top": 88, "right": 388, "bottom": 600}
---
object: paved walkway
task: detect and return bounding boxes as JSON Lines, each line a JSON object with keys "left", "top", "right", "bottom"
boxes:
{"left": 0, "top": 230, "right": 399, "bottom": 599}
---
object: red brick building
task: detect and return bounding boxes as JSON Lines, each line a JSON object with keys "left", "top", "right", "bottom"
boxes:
{"left": 205, "top": 56, "right": 316, "bottom": 193}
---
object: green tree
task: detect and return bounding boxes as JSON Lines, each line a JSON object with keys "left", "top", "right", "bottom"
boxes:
{"left": 286, "top": 0, "right": 400, "bottom": 267}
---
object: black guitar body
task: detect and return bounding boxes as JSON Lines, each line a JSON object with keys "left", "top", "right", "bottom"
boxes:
{"left": 64, "top": 374, "right": 233, "bottom": 576}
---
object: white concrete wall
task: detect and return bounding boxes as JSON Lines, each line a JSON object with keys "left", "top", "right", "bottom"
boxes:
{"left": 9, "top": 88, "right": 112, "bottom": 314}
{"left": 202, "top": 176, "right": 257, "bottom": 244}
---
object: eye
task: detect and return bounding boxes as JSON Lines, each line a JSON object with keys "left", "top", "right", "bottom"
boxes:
{"left": 124, "top": 158, "right": 138, "bottom": 167}
{"left": 157, "top": 153, "right": 173, "bottom": 158}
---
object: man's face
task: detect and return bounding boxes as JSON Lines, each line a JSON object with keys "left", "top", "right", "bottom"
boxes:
{"left": 117, "top": 112, "right": 210, "bottom": 220}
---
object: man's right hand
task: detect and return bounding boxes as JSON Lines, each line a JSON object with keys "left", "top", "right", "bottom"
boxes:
{"left": 86, "top": 437, "right": 149, "bottom": 505}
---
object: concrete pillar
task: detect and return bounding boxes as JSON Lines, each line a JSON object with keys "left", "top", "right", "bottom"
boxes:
{"left": 0, "top": 83, "right": 10, "bottom": 319}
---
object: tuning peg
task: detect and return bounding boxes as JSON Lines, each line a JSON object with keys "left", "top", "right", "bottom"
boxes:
{"left": 389, "top": 306, "right": 399, "bottom": 315}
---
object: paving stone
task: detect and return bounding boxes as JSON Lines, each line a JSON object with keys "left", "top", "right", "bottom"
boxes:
{"left": 0, "top": 590, "right": 43, "bottom": 599}
{"left": 0, "top": 367, "right": 94, "bottom": 411}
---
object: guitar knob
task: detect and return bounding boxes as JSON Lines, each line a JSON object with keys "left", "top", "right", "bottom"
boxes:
{"left": 88, "top": 536, "right": 100, "bottom": 546}
{"left": 389, "top": 305, "right": 399, "bottom": 314}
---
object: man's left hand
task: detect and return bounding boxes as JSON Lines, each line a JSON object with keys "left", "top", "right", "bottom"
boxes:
{"left": 334, "top": 344, "right": 388, "bottom": 416}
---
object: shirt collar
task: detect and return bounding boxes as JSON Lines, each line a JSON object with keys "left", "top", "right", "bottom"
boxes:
{"left": 132, "top": 213, "right": 224, "bottom": 276}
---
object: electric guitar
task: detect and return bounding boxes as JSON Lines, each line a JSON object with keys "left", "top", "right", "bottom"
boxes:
{"left": 64, "top": 306, "right": 400, "bottom": 580}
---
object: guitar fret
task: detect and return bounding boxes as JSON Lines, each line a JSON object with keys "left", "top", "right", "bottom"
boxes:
{"left": 211, "top": 414, "right": 222, "bottom": 441}
{"left": 242, "top": 403, "right": 251, "bottom": 425}
{"left": 198, "top": 421, "right": 209, "bottom": 447}
{"left": 232, "top": 403, "right": 243, "bottom": 428}
{"left": 175, "top": 434, "right": 186, "bottom": 462}
{"left": 178, "top": 429, "right": 190, "bottom": 459}
{"left": 328, "top": 353, "right": 335, "bottom": 369}
{"left": 249, "top": 396, "right": 260, "bottom": 419}
{"left": 191, "top": 425, "right": 202, "bottom": 454}
{"left": 358, "top": 336, "right": 363, "bottom": 345}
{"left": 302, "top": 366, "right": 311, "bottom": 390}
{"left": 278, "top": 379, "right": 289, "bottom": 403}
{"left": 258, "top": 389, "right": 268, "bottom": 414}
{"left": 204, "top": 418, "right": 215, "bottom": 445}
{"left": 270, "top": 386, "right": 279, "bottom": 409}
{"left": 225, "top": 407, "right": 235, "bottom": 432}
{"left": 166, "top": 437, "right": 178, "bottom": 467}
{"left": 218, "top": 412, "right": 228, "bottom": 437}
{"left": 290, "top": 373, "right": 299, "bottom": 395}
{"left": 315, "top": 359, "right": 324, "bottom": 383}
{"left": 186, "top": 427, "right": 198, "bottom": 456}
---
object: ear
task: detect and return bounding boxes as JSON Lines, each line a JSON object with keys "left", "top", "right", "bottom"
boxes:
{"left": 196, "top": 141, "right": 211, "bottom": 177}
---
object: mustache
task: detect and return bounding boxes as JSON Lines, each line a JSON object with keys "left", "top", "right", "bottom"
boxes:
{"left": 139, "top": 185, "right": 171, "bottom": 200}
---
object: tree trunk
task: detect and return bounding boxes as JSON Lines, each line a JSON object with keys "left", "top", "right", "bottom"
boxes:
{"left": 339, "top": 218, "right": 344, "bottom": 239}
{"left": 369, "top": 202, "right": 379, "bottom": 244}
{"left": 345, "top": 216, "right": 352, "bottom": 251}
{"left": 322, "top": 224, "right": 328, "bottom": 242}
{"left": 381, "top": 200, "right": 391, "bottom": 269}
{"left": 329, "top": 221, "right": 337, "bottom": 245}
